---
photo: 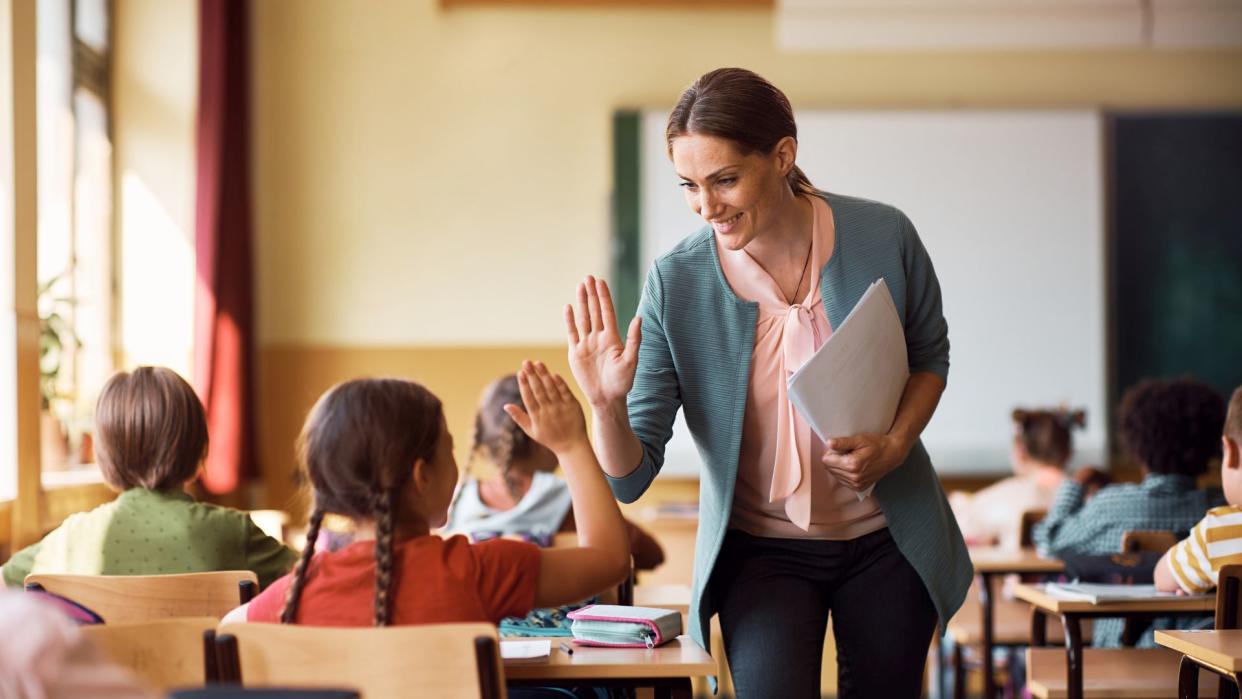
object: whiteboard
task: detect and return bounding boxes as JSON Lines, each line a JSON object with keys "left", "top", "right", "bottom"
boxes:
{"left": 638, "top": 110, "right": 1106, "bottom": 476}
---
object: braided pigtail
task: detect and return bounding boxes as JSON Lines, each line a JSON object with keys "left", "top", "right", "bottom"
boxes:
{"left": 372, "top": 487, "right": 397, "bottom": 626}
{"left": 280, "top": 508, "right": 325, "bottom": 624}
{"left": 497, "top": 419, "right": 524, "bottom": 504}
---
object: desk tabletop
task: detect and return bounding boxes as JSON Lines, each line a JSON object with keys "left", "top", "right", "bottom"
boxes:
{"left": 1014, "top": 583, "right": 1216, "bottom": 614}
{"left": 1155, "top": 629, "right": 1242, "bottom": 672}
{"left": 503, "top": 636, "right": 715, "bottom": 681}
{"left": 970, "top": 547, "right": 1064, "bottom": 574}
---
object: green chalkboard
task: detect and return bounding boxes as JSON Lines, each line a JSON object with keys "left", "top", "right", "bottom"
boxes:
{"left": 1110, "top": 114, "right": 1242, "bottom": 411}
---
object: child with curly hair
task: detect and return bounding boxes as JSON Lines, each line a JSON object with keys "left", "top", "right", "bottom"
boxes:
{"left": 1033, "top": 377, "right": 1227, "bottom": 646}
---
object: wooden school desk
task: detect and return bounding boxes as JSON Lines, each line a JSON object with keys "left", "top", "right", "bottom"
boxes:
{"left": 1016, "top": 583, "right": 1216, "bottom": 699}
{"left": 964, "top": 547, "right": 1065, "bottom": 699}
{"left": 1156, "top": 629, "right": 1242, "bottom": 698}
{"left": 503, "top": 635, "right": 715, "bottom": 699}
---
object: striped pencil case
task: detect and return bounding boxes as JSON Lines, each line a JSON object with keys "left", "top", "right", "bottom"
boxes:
{"left": 566, "top": 604, "right": 682, "bottom": 648}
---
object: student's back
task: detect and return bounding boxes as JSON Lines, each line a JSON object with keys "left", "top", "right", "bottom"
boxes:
{"left": 1, "top": 367, "right": 296, "bottom": 589}
{"left": 3, "top": 488, "right": 294, "bottom": 588}
{"left": 246, "top": 535, "right": 538, "bottom": 625}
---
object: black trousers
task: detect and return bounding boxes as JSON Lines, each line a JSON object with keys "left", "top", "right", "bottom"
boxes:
{"left": 709, "top": 527, "right": 937, "bottom": 699}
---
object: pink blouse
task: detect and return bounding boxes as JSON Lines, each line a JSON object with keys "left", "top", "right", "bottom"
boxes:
{"left": 718, "top": 195, "right": 887, "bottom": 540}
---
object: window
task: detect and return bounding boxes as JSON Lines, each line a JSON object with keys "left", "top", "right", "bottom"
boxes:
{"left": 36, "top": 0, "right": 113, "bottom": 481}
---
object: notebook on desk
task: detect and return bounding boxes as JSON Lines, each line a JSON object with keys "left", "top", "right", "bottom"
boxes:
{"left": 1046, "top": 582, "right": 1211, "bottom": 604}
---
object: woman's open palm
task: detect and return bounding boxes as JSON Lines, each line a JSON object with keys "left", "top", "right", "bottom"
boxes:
{"left": 565, "top": 276, "right": 641, "bottom": 408}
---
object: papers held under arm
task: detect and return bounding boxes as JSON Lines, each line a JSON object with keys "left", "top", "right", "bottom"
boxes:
{"left": 786, "top": 279, "right": 909, "bottom": 500}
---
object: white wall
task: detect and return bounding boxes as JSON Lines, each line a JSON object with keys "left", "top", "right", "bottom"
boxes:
{"left": 642, "top": 110, "right": 1106, "bottom": 475}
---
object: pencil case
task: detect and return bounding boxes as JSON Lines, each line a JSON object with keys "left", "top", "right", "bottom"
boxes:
{"left": 566, "top": 604, "right": 682, "bottom": 648}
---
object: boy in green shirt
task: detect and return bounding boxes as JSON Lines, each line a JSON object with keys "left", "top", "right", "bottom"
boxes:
{"left": 2, "top": 367, "right": 296, "bottom": 589}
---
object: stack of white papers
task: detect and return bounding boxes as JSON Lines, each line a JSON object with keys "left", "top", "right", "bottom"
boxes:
{"left": 500, "top": 639, "right": 551, "bottom": 661}
{"left": 787, "top": 279, "right": 909, "bottom": 500}
{"left": 1045, "top": 582, "right": 1210, "bottom": 603}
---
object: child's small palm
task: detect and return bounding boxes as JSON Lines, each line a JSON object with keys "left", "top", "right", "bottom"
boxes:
{"left": 504, "top": 361, "right": 587, "bottom": 455}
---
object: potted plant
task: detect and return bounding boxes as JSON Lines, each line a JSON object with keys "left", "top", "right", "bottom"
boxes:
{"left": 38, "top": 272, "right": 77, "bottom": 469}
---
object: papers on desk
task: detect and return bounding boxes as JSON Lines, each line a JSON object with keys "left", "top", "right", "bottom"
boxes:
{"left": 1045, "top": 582, "right": 1211, "bottom": 604}
{"left": 787, "top": 278, "right": 909, "bottom": 501}
{"left": 500, "top": 639, "right": 551, "bottom": 662}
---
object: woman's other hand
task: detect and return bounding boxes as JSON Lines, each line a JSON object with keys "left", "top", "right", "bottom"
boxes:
{"left": 566, "top": 275, "right": 641, "bottom": 409}
{"left": 821, "top": 433, "right": 910, "bottom": 492}
{"left": 504, "top": 361, "right": 589, "bottom": 456}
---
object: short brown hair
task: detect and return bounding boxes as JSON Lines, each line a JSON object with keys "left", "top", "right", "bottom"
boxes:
{"left": 666, "top": 67, "right": 816, "bottom": 196}
{"left": 94, "top": 366, "right": 208, "bottom": 492}
{"left": 1226, "top": 386, "right": 1242, "bottom": 443}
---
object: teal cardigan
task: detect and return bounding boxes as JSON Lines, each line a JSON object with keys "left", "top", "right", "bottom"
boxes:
{"left": 607, "top": 191, "right": 972, "bottom": 655}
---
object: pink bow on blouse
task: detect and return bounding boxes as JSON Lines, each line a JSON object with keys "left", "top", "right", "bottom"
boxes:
{"left": 768, "top": 299, "right": 825, "bottom": 531}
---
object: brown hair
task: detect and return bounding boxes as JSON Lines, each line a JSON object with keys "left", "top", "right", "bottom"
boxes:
{"left": 1011, "top": 408, "right": 1085, "bottom": 468}
{"left": 1225, "top": 386, "right": 1242, "bottom": 444}
{"left": 280, "top": 378, "right": 443, "bottom": 626}
{"left": 469, "top": 375, "right": 532, "bottom": 502}
{"left": 666, "top": 67, "right": 816, "bottom": 196}
{"left": 94, "top": 366, "right": 208, "bottom": 492}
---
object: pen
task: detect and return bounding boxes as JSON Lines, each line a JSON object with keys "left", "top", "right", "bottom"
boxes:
{"left": 559, "top": 641, "right": 574, "bottom": 656}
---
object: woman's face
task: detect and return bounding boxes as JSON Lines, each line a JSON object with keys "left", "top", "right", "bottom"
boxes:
{"left": 670, "top": 132, "right": 795, "bottom": 252}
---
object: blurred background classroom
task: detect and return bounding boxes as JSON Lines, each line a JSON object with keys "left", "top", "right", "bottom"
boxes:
{"left": 0, "top": 1, "right": 1240, "bottom": 696}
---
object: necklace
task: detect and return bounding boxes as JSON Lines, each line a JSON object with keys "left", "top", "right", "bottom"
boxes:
{"left": 785, "top": 237, "right": 814, "bottom": 305}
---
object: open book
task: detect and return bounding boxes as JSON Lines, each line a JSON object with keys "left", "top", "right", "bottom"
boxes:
{"left": 787, "top": 278, "right": 909, "bottom": 501}
{"left": 1045, "top": 582, "right": 1211, "bottom": 604}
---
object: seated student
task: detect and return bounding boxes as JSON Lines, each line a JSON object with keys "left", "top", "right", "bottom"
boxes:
{"left": 1033, "top": 377, "right": 1227, "bottom": 647}
{"left": 1156, "top": 385, "right": 1242, "bottom": 595}
{"left": 445, "top": 374, "right": 664, "bottom": 570}
{"left": 951, "top": 407, "right": 1084, "bottom": 549}
{"left": 1, "top": 367, "right": 297, "bottom": 589}
{"left": 226, "top": 361, "right": 631, "bottom": 626}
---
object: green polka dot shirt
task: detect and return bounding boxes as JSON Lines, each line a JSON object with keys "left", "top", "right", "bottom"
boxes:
{"left": 1, "top": 488, "right": 297, "bottom": 590}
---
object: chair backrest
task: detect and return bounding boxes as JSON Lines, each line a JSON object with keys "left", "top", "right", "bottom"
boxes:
{"left": 1217, "top": 564, "right": 1242, "bottom": 630}
{"left": 1120, "top": 530, "right": 1179, "bottom": 554}
{"left": 1019, "top": 509, "right": 1047, "bottom": 549}
{"left": 25, "top": 571, "right": 258, "bottom": 622}
{"left": 81, "top": 617, "right": 219, "bottom": 692}
{"left": 215, "top": 622, "right": 506, "bottom": 699}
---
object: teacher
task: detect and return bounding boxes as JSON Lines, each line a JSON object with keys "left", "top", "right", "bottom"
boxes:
{"left": 566, "top": 67, "right": 971, "bottom": 698}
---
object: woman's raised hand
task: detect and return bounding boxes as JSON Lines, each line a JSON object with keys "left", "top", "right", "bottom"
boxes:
{"left": 565, "top": 276, "right": 641, "bottom": 409}
{"left": 503, "top": 361, "right": 588, "bottom": 456}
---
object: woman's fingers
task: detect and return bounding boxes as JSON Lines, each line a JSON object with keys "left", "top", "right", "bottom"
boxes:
{"left": 564, "top": 304, "right": 580, "bottom": 346}
{"left": 586, "top": 276, "right": 604, "bottom": 334}
{"left": 576, "top": 282, "right": 593, "bottom": 336}
{"left": 622, "top": 316, "right": 642, "bottom": 366}
{"left": 596, "top": 278, "right": 618, "bottom": 336}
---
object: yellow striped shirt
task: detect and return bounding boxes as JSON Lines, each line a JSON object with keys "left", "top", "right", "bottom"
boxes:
{"left": 1169, "top": 505, "right": 1242, "bottom": 594}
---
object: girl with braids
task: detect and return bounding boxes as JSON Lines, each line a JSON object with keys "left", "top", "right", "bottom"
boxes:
{"left": 226, "top": 361, "right": 632, "bottom": 626}
{"left": 445, "top": 374, "right": 665, "bottom": 571}
{"left": 949, "top": 407, "right": 1086, "bottom": 549}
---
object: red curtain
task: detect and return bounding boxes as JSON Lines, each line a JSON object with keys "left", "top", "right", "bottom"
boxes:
{"left": 194, "top": 0, "right": 253, "bottom": 494}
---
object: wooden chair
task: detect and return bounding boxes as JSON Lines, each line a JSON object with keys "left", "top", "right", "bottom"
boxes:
{"left": 1020, "top": 509, "right": 1048, "bottom": 549}
{"left": 1120, "top": 530, "right": 1179, "bottom": 555}
{"left": 1173, "top": 564, "right": 1242, "bottom": 699}
{"left": 214, "top": 622, "right": 505, "bottom": 699}
{"left": 81, "top": 617, "right": 219, "bottom": 692}
{"left": 25, "top": 571, "right": 258, "bottom": 622}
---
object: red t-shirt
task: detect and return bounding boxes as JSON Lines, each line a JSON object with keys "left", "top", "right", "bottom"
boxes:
{"left": 246, "top": 534, "right": 540, "bottom": 626}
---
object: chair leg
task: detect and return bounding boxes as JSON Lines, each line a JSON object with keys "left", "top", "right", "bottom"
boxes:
{"left": 474, "top": 636, "right": 503, "bottom": 699}
{"left": 1179, "top": 655, "right": 1201, "bottom": 699}
{"left": 1221, "top": 674, "right": 1240, "bottom": 699}
{"left": 953, "top": 640, "right": 965, "bottom": 699}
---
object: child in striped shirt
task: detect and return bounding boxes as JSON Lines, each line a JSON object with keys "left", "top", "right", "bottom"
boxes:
{"left": 1156, "top": 385, "right": 1242, "bottom": 594}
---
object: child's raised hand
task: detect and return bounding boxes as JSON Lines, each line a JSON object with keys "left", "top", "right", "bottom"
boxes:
{"left": 503, "top": 361, "right": 588, "bottom": 456}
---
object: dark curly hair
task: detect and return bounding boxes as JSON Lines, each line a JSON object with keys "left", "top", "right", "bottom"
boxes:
{"left": 1117, "top": 377, "right": 1225, "bottom": 477}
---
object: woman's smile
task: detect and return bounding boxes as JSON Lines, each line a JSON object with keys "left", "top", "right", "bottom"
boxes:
{"left": 712, "top": 211, "right": 744, "bottom": 234}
